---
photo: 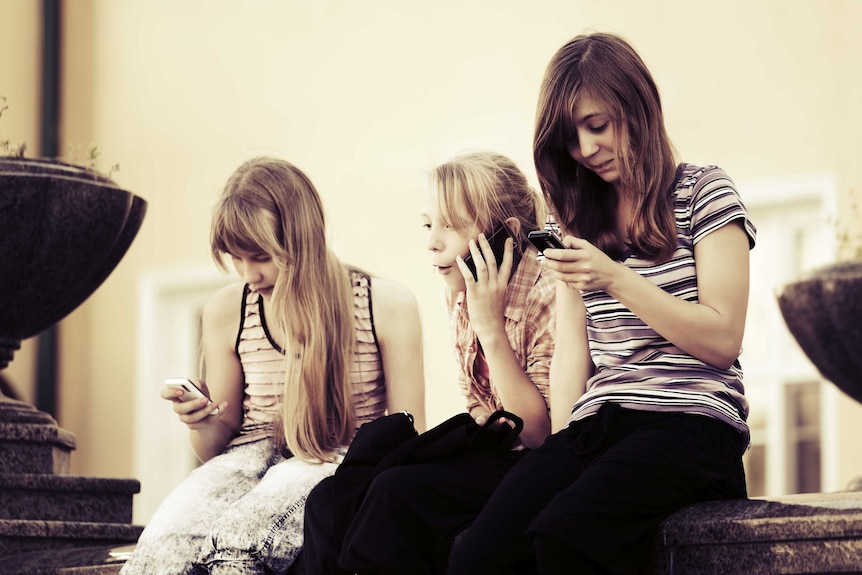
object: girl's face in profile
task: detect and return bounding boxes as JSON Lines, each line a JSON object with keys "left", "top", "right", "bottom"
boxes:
{"left": 420, "top": 193, "right": 473, "bottom": 292}
{"left": 566, "top": 94, "right": 621, "bottom": 189}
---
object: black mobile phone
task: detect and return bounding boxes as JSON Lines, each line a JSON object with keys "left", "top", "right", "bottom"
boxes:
{"left": 463, "top": 224, "right": 522, "bottom": 281}
{"left": 528, "top": 230, "right": 566, "bottom": 255}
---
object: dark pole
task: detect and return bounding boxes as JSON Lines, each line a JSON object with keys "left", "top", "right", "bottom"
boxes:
{"left": 35, "top": 0, "right": 61, "bottom": 417}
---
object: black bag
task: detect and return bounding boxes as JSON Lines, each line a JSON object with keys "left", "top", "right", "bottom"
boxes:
{"left": 300, "top": 410, "right": 523, "bottom": 575}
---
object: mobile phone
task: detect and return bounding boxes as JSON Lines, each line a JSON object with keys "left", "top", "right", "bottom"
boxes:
{"left": 528, "top": 229, "right": 566, "bottom": 255}
{"left": 463, "top": 224, "right": 522, "bottom": 281}
{"left": 164, "top": 377, "right": 220, "bottom": 416}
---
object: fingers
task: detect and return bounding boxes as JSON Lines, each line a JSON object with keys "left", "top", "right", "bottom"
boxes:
{"left": 454, "top": 253, "right": 474, "bottom": 283}
{"left": 467, "top": 233, "right": 510, "bottom": 283}
{"left": 180, "top": 401, "right": 226, "bottom": 425}
{"left": 497, "top": 237, "right": 514, "bottom": 279}
{"left": 168, "top": 392, "right": 225, "bottom": 423}
{"left": 466, "top": 237, "right": 490, "bottom": 281}
{"left": 454, "top": 237, "right": 492, "bottom": 285}
{"left": 541, "top": 234, "right": 582, "bottom": 261}
{"left": 476, "top": 234, "right": 500, "bottom": 277}
{"left": 161, "top": 386, "right": 184, "bottom": 400}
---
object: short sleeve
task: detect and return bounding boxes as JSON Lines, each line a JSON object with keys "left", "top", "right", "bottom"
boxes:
{"left": 690, "top": 166, "right": 757, "bottom": 250}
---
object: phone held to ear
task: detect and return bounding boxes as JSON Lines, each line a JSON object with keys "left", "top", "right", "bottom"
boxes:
{"left": 463, "top": 224, "right": 522, "bottom": 281}
{"left": 164, "top": 377, "right": 220, "bottom": 416}
{"left": 528, "top": 229, "right": 566, "bottom": 257}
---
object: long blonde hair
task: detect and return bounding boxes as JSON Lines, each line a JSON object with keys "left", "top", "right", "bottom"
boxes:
{"left": 429, "top": 151, "right": 546, "bottom": 248}
{"left": 211, "top": 157, "right": 355, "bottom": 462}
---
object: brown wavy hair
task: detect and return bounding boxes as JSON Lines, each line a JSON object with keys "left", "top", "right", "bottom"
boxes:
{"left": 534, "top": 32, "right": 678, "bottom": 262}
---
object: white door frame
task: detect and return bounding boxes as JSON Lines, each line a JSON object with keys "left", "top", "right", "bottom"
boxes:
{"left": 134, "top": 264, "right": 233, "bottom": 524}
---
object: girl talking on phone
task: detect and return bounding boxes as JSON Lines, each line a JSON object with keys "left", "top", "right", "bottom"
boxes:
{"left": 121, "top": 157, "right": 426, "bottom": 575}
{"left": 448, "top": 32, "right": 756, "bottom": 575}
{"left": 301, "top": 151, "right": 558, "bottom": 575}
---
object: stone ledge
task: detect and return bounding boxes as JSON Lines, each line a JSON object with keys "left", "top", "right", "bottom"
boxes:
{"left": 0, "top": 544, "right": 134, "bottom": 575}
{"left": 0, "top": 521, "right": 142, "bottom": 557}
{"left": 652, "top": 491, "right": 862, "bottom": 574}
{"left": 4, "top": 492, "right": 862, "bottom": 574}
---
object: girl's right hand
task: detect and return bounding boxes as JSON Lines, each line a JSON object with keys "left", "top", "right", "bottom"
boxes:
{"left": 455, "top": 234, "right": 512, "bottom": 341}
{"left": 161, "top": 385, "right": 227, "bottom": 428}
{"left": 542, "top": 235, "right": 622, "bottom": 293}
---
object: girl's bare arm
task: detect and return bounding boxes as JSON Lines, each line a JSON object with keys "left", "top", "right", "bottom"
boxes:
{"left": 180, "top": 283, "right": 246, "bottom": 462}
{"left": 372, "top": 277, "right": 427, "bottom": 433}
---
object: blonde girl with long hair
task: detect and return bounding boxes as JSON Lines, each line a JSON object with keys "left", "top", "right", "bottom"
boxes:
{"left": 122, "top": 156, "right": 425, "bottom": 575}
{"left": 302, "top": 151, "right": 557, "bottom": 575}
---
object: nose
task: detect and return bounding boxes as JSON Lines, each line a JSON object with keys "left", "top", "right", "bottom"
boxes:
{"left": 424, "top": 228, "right": 443, "bottom": 252}
{"left": 573, "top": 130, "right": 599, "bottom": 159}
{"left": 241, "top": 261, "right": 263, "bottom": 285}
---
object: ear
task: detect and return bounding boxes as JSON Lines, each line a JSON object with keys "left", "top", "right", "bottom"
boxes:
{"left": 503, "top": 217, "right": 521, "bottom": 238}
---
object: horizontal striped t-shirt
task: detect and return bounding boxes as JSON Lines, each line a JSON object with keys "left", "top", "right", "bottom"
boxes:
{"left": 567, "top": 163, "right": 757, "bottom": 437}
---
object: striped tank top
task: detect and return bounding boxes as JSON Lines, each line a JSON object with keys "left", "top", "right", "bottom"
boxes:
{"left": 567, "top": 164, "right": 757, "bottom": 438}
{"left": 227, "top": 269, "right": 387, "bottom": 448}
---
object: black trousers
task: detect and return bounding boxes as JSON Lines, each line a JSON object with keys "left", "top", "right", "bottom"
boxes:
{"left": 302, "top": 447, "right": 527, "bottom": 575}
{"left": 446, "top": 404, "right": 748, "bottom": 575}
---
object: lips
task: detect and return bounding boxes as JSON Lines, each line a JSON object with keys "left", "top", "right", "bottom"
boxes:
{"left": 590, "top": 159, "right": 614, "bottom": 172}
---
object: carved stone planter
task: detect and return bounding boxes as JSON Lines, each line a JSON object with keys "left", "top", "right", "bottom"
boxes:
{"left": 776, "top": 260, "right": 862, "bottom": 404}
{"left": 0, "top": 155, "right": 147, "bottom": 562}
{"left": 0, "top": 156, "right": 147, "bottom": 366}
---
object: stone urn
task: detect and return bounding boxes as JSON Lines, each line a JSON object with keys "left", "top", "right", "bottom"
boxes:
{"left": 0, "top": 156, "right": 146, "bottom": 369}
{"left": 776, "top": 260, "right": 862, "bottom": 404}
{"left": 0, "top": 155, "right": 147, "bottom": 563}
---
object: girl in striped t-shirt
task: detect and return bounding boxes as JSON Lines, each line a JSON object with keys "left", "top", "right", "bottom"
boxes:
{"left": 449, "top": 32, "right": 755, "bottom": 575}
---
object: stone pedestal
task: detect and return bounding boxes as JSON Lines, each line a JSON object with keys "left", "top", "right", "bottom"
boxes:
{"left": 653, "top": 491, "right": 862, "bottom": 574}
{"left": 0, "top": 398, "right": 142, "bottom": 573}
{"left": 0, "top": 156, "right": 149, "bottom": 573}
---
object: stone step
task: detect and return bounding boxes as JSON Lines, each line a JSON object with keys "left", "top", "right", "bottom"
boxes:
{"left": 0, "top": 474, "right": 139, "bottom": 523}
{"left": 0, "top": 543, "right": 135, "bottom": 575}
{"left": 0, "top": 421, "right": 76, "bottom": 475}
{"left": 0, "top": 520, "right": 142, "bottom": 558}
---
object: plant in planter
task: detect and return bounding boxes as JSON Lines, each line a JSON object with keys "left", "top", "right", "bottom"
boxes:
{"left": 776, "top": 189, "right": 862, "bottom": 404}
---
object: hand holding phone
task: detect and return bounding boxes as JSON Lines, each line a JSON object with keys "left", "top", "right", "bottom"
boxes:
{"left": 163, "top": 377, "right": 220, "bottom": 416}
{"left": 463, "top": 224, "right": 522, "bottom": 281}
{"left": 528, "top": 229, "right": 566, "bottom": 257}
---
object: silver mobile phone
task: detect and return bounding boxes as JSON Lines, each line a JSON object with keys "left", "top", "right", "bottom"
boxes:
{"left": 163, "top": 377, "right": 220, "bottom": 416}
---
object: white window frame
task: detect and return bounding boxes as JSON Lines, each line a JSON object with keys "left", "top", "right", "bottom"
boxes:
{"left": 740, "top": 172, "right": 840, "bottom": 496}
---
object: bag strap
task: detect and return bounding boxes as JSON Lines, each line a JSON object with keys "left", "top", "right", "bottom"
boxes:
{"left": 472, "top": 409, "right": 524, "bottom": 450}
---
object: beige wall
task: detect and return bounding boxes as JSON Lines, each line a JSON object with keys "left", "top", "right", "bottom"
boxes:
{"left": 2, "top": 0, "right": 861, "bottom": 494}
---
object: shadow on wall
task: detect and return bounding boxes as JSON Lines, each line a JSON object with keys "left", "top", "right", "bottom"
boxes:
{"left": 0, "top": 374, "right": 21, "bottom": 401}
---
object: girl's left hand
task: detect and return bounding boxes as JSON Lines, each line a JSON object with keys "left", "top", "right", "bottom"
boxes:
{"left": 542, "top": 235, "right": 622, "bottom": 292}
{"left": 455, "top": 233, "right": 512, "bottom": 340}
